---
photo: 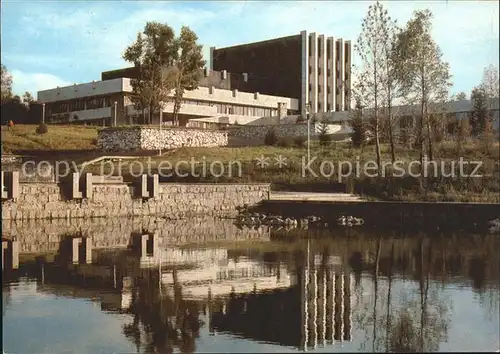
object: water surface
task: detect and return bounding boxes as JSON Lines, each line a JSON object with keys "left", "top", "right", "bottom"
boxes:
{"left": 3, "top": 218, "right": 500, "bottom": 353}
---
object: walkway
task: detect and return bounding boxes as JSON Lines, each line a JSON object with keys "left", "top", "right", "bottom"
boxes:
{"left": 269, "top": 192, "right": 364, "bottom": 202}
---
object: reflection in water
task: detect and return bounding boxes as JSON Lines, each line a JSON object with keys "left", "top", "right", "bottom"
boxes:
{"left": 2, "top": 218, "right": 500, "bottom": 353}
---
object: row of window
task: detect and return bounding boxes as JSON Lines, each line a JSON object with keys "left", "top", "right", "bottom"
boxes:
{"left": 47, "top": 96, "right": 112, "bottom": 115}
{"left": 182, "top": 98, "right": 278, "bottom": 117}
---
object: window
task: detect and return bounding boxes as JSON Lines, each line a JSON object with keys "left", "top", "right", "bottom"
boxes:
{"left": 336, "top": 104, "right": 340, "bottom": 111}
{"left": 327, "top": 68, "right": 331, "bottom": 77}
{"left": 318, "top": 102, "right": 321, "bottom": 111}
{"left": 309, "top": 83, "right": 312, "bottom": 92}
{"left": 308, "top": 38, "right": 312, "bottom": 57}
{"left": 318, "top": 39, "right": 322, "bottom": 56}
{"left": 318, "top": 67, "right": 322, "bottom": 76}
{"left": 309, "top": 65, "right": 312, "bottom": 75}
{"left": 318, "top": 86, "right": 321, "bottom": 93}
{"left": 327, "top": 103, "right": 331, "bottom": 111}
{"left": 327, "top": 86, "right": 331, "bottom": 94}
{"left": 327, "top": 41, "right": 331, "bottom": 59}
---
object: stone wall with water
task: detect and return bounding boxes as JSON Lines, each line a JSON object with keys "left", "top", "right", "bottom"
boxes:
{"left": 1, "top": 183, "right": 270, "bottom": 221}
{"left": 2, "top": 217, "right": 270, "bottom": 254}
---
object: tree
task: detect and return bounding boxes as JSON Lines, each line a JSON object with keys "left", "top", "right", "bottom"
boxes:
{"left": 455, "top": 117, "right": 471, "bottom": 155}
{"left": 1, "top": 64, "right": 13, "bottom": 103}
{"left": 318, "top": 119, "right": 331, "bottom": 147}
{"left": 171, "top": 26, "right": 205, "bottom": 126}
{"left": 451, "top": 91, "right": 467, "bottom": 101}
{"left": 394, "top": 10, "right": 452, "bottom": 162}
{"left": 469, "top": 86, "right": 488, "bottom": 136}
{"left": 350, "top": 98, "right": 368, "bottom": 148}
{"left": 380, "top": 10, "right": 401, "bottom": 163}
{"left": 354, "top": 1, "right": 391, "bottom": 173}
{"left": 22, "top": 91, "right": 35, "bottom": 106}
{"left": 123, "top": 22, "right": 179, "bottom": 125}
{"left": 480, "top": 64, "right": 499, "bottom": 99}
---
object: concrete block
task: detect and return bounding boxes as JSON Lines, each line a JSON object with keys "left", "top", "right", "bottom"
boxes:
{"left": 149, "top": 174, "right": 159, "bottom": 198}
{"left": 84, "top": 173, "right": 93, "bottom": 199}
{"left": 1, "top": 171, "right": 19, "bottom": 200}
{"left": 72, "top": 237, "right": 82, "bottom": 264}
{"left": 83, "top": 237, "right": 92, "bottom": 264}
{"left": 1, "top": 171, "right": 7, "bottom": 199}
{"left": 71, "top": 173, "right": 83, "bottom": 199}
{"left": 11, "top": 240, "right": 19, "bottom": 269}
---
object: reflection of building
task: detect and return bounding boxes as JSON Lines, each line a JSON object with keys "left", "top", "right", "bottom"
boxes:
{"left": 208, "top": 254, "right": 353, "bottom": 350}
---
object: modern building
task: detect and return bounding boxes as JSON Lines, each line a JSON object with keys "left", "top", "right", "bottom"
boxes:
{"left": 36, "top": 29, "right": 351, "bottom": 127}
{"left": 211, "top": 30, "right": 352, "bottom": 116}
{"left": 37, "top": 75, "right": 298, "bottom": 126}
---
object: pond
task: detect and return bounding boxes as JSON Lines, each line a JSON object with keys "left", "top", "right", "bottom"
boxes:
{"left": 2, "top": 217, "right": 499, "bottom": 353}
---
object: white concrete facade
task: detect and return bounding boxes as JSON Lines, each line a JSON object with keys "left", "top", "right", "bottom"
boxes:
{"left": 300, "top": 31, "right": 351, "bottom": 116}
{"left": 37, "top": 78, "right": 299, "bottom": 125}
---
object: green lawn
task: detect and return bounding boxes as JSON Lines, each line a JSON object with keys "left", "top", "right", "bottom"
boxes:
{"left": 2, "top": 124, "right": 498, "bottom": 203}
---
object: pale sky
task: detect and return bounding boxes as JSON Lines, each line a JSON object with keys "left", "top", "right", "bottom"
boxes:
{"left": 1, "top": 1, "right": 498, "bottom": 97}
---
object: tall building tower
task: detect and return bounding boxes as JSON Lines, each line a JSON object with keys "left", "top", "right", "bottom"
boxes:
{"left": 212, "top": 30, "right": 352, "bottom": 116}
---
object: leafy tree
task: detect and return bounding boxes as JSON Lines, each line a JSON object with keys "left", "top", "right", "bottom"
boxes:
{"left": 171, "top": 26, "right": 205, "bottom": 126}
{"left": 469, "top": 86, "right": 488, "bottom": 135}
{"left": 451, "top": 91, "right": 467, "bottom": 101}
{"left": 318, "top": 120, "right": 331, "bottom": 147}
{"left": 1, "top": 64, "right": 13, "bottom": 103}
{"left": 123, "top": 22, "right": 179, "bottom": 125}
{"left": 350, "top": 98, "right": 368, "bottom": 148}
{"left": 394, "top": 9, "right": 452, "bottom": 162}
{"left": 22, "top": 91, "right": 35, "bottom": 106}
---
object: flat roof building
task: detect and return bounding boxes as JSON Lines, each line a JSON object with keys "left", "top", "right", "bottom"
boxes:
{"left": 36, "top": 77, "right": 298, "bottom": 126}
{"left": 211, "top": 30, "right": 352, "bottom": 116}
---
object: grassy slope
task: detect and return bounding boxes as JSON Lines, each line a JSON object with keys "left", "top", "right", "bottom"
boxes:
{"left": 1, "top": 125, "right": 99, "bottom": 152}
{"left": 2, "top": 125, "right": 498, "bottom": 202}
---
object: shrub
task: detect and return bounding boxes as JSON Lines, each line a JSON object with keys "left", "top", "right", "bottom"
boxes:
{"left": 293, "top": 136, "right": 306, "bottom": 148}
{"left": 36, "top": 123, "right": 48, "bottom": 135}
{"left": 318, "top": 121, "right": 331, "bottom": 147}
{"left": 277, "top": 137, "right": 293, "bottom": 148}
{"left": 264, "top": 128, "right": 278, "bottom": 146}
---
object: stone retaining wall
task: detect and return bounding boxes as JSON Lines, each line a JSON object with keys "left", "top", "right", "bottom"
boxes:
{"left": 1, "top": 182, "right": 270, "bottom": 220}
{"left": 228, "top": 123, "right": 312, "bottom": 141}
{"left": 2, "top": 217, "right": 270, "bottom": 254}
{"left": 98, "top": 127, "right": 228, "bottom": 152}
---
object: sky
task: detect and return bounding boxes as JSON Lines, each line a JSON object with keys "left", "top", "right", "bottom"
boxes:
{"left": 1, "top": 0, "right": 499, "bottom": 98}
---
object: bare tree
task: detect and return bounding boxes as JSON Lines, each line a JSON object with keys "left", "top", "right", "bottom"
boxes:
{"left": 354, "top": 1, "right": 392, "bottom": 172}
{"left": 450, "top": 91, "right": 467, "bottom": 101}
{"left": 395, "top": 10, "right": 452, "bottom": 163}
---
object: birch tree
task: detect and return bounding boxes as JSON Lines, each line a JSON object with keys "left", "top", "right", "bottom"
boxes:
{"left": 354, "top": 1, "right": 391, "bottom": 172}
{"left": 394, "top": 10, "right": 452, "bottom": 162}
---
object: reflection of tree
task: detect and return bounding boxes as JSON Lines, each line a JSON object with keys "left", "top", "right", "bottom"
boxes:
{"left": 388, "top": 239, "right": 451, "bottom": 353}
{"left": 354, "top": 237, "right": 452, "bottom": 353}
{"left": 122, "top": 268, "right": 203, "bottom": 354}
